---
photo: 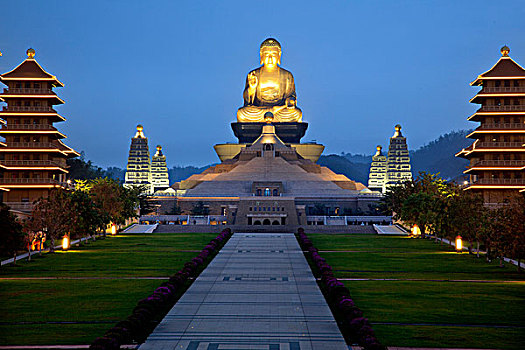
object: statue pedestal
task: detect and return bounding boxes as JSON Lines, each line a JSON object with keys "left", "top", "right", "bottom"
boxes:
{"left": 231, "top": 122, "right": 308, "bottom": 144}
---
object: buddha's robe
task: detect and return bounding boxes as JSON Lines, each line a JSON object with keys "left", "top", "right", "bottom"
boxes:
{"left": 237, "top": 67, "right": 302, "bottom": 123}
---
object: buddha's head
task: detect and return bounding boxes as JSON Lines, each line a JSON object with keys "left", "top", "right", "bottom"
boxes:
{"left": 260, "top": 38, "right": 281, "bottom": 69}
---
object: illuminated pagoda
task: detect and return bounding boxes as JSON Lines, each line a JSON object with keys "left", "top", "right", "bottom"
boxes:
{"left": 124, "top": 125, "right": 153, "bottom": 194}
{"left": 151, "top": 145, "right": 169, "bottom": 192}
{"left": 456, "top": 46, "right": 525, "bottom": 204}
{"left": 385, "top": 124, "right": 412, "bottom": 189}
{"left": 367, "top": 145, "right": 387, "bottom": 193}
{"left": 0, "top": 49, "right": 79, "bottom": 212}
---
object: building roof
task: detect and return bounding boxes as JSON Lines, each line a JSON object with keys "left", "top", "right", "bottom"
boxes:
{"left": 471, "top": 53, "right": 525, "bottom": 86}
{"left": 0, "top": 51, "right": 64, "bottom": 87}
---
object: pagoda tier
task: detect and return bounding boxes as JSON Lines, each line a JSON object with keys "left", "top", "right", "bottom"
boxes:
{"left": 151, "top": 145, "right": 170, "bottom": 192}
{"left": 385, "top": 125, "right": 412, "bottom": 189}
{"left": 0, "top": 49, "right": 79, "bottom": 212}
{"left": 367, "top": 145, "right": 387, "bottom": 193}
{"left": 456, "top": 46, "right": 525, "bottom": 204}
{"left": 124, "top": 125, "right": 153, "bottom": 194}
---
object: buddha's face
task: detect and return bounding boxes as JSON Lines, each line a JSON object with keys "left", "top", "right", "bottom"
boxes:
{"left": 260, "top": 47, "right": 281, "bottom": 69}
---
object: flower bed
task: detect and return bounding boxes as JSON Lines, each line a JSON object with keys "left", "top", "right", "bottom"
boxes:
{"left": 296, "top": 228, "right": 386, "bottom": 350}
{"left": 89, "top": 228, "right": 233, "bottom": 350}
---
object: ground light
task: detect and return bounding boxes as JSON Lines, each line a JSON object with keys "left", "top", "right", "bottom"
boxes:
{"left": 411, "top": 224, "right": 421, "bottom": 236}
{"left": 111, "top": 223, "right": 117, "bottom": 235}
{"left": 62, "top": 235, "right": 70, "bottom": 250}
{"left": 455, "top": 235, "right": 463, "bottom": 252}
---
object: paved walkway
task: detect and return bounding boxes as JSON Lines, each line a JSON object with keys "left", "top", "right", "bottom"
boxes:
{"left": 140, "top": 233, "right": 347, "bottom": 350}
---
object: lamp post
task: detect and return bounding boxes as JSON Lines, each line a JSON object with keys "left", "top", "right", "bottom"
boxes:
{"left": 455, "top": 235, "right": 463, "bottom": 253}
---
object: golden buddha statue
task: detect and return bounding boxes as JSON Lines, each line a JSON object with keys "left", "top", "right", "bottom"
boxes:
{"left": 237, "top": 38, "right": 302, "bottom": 123}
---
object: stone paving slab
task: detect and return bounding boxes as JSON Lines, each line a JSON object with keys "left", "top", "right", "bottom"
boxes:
{"left": 139, "top": 233, "right": 347, "bottom": 350}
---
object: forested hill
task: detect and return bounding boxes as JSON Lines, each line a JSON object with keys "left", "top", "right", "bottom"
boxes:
{"left": 320, "top": 129, "right": 473, "bottom": 184}
{"left": 70, "top": 130, "right": 473, "bottom": 185}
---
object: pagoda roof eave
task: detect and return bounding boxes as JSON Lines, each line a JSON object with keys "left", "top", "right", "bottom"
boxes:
{"left": 469, "top": 93, "right": 525, "bottom": 103}
{"left": 467, "top": 111, "right": 525, "bottom": 120}
{"left": 0, "top": 112, "right": 66, "bottom": 122}
{"left": 0, "top": 58, "right": 64, "bottom": 87}
{"left": 467, "top": 129, "right": 525, "bottom": 138}
{"left": 470, "top": 56, "right": 525, "bottom": 85}
{"left": 0, "top": 130, "right": 67, "bottom": 139}
{"left": 0, "top": 94, "right": 65, "bottom": 104}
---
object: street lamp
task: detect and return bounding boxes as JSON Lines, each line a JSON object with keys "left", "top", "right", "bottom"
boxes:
{"left": 455, "top": 235, "right": 463, "bottom": 253}
{"left": 62, "top": 235, "right": 70, "bottom": 250}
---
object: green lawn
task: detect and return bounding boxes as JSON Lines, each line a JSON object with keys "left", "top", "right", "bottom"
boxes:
{"left": 0, "top": 232, "right": 217, "bottom": 345}
{"left": 309, "top": 234, "right": 525, "bottom": 350}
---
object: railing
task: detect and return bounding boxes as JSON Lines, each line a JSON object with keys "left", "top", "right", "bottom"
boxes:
{"left": 0, "top": 178, "right": 67, "bottom": 185}
{"left": 4, "top": 124, "right": 55, "bottom": 130}
{"left": 477, "top": 142, "right": 524, "bottom": 148}
{"left": 478, "top": 123, "right": 525, "bottom": 129}
{"left": 470, "top": 160, "right": 525, "bottom": 167}
{"left": 3, "top": 88, "right": 54, "bottom": 95}
{"left": 6, "top": 142, "right": 60, "bottom": 149}
{"left": 0, "top": 160, "right": 67, "bottom": 168}
{"left": 472, "top": 178, "right": 525, "bottom": 185}
{"left": 2, "top": 106, "right": 55, "bottom": 112}
{"left": 479, "top": 105, "right": 524, "bottom": 112}
{"left": 482, "top": 87, "right": 525, "bottom": 93}
{"left": 2, "top": 202, "right": 34, "bottom": 211}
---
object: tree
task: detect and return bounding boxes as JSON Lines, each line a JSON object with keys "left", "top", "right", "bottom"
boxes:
{"left": 0, "top": 203, "right": 25, "bottom": 264}
{"left": 29, "top": 189, "right": 72, "bottom": 253}
{"left": 499, "top": 194, "right": 525, "bottom": 271}
{"left": 69, "top": 189, "right": 102, "bottom": 242}
{"left": 89, "top": 178, "right": 124, "bottom": 235}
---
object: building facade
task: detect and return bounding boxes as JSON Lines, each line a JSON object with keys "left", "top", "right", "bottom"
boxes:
{"left": 0, "top": 49, "right": 79, "bottom": 212}
{"left": 456, "top": 46, "right": 525, "bottom": 204}
{"left": 124, "top": 125, "right": 153, "bottom": 194}
{"left": 151, "top": 145, "right": 169, "bottom": 192}
{"left": 367, "top": 145, "right": 387, "bottom": 192}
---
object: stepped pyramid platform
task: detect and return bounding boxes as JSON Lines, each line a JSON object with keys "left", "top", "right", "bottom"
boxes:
{"left": 165, "top": 122, "right": 380, "bottom": 226}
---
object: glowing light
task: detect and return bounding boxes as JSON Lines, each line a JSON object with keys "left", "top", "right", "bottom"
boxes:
{"left": 62, "top": 235, "right": 70, "bottom": 250}
{"left": 455, "top": 235, "right": 463, "bottom": 252}
{"left": 111, "top": 224, "right": 117, "bottom": 235}
{"left": 411, "top": 224, "right": 421, "bottom": 236}
{"left": 463, "top": 180, "right": 468, "bottom": 186}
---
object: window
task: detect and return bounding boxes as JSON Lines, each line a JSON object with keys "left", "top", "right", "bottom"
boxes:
{"left": 24, "top": 82, "right": 31, "bottom": 88}
{"left": 495, "top": 80, "right": 501, "bottom": 87}
{"left": 504, "top": 80, "right": 510, "bottom": 87}
{"left": 256, "top": 189, "right": 262, "bottom": 196}
{"left": 494, "top": 99, "right": 501, "bottom": 106}
{"left": 273, "top": 189, "right": 278, "bottom": 196}
{"left": 264, "top": 188, "right": 271, "bottom": 196}
{"left": 34, "top": 83, "right": 40, "bottom": 89}
{"left": 504, "top": 98, "right": 510, "bottom": 105}
{"left": 514, "top": 80, "right": 520, "bottom": 87}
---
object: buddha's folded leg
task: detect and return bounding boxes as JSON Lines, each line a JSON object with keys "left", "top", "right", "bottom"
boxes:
{"left": 237, "top": 106, "right": 266, "bottom": 122}
{"left": 275, "top": 107, "right": 302, "bottom": 123}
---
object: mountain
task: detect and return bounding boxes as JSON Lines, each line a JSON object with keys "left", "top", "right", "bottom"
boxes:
{"left": 79, "top": 130, "right": 473, "bottom": 185}
{"left": 325, "top": 129, "right": 473, "bottom": 183}
{"left": 169, "top": 165, "right": 216, "bottom": 182}
{"left": 317, "top": 155, "right": 370, "bottom": 184}
{"left": 410, "top": 130, "right": 472, "bottom": 180}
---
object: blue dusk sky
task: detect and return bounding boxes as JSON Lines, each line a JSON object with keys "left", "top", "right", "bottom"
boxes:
{"left": 0, "top": 1, "right": 524, "bottom": 168}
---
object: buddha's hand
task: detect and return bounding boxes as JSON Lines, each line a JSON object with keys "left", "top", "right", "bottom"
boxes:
{"left": 247, "top": 72, "right": 257, "bottom": 104}
{"left": 286, "top": 97, "right": 296, "bottom": 108}
{"left": 248, "top": 72, "right": 258, "bottom": 89}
